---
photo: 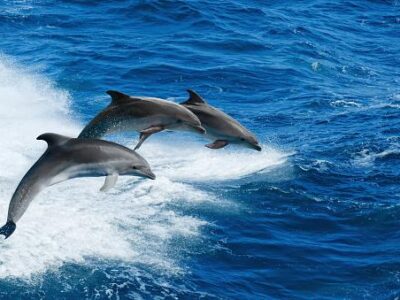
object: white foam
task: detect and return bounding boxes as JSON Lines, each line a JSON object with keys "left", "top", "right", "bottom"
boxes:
{"left": 311, "top": 61, "right": 320, "bottom": 71}
{"left": 353, "top": 147, "right": 400, "bottom": 167}
{"left": 0, "top": 57, "right": 287, "bottom": 279}
{"left": 0, "top": 56, "right": 79, "bottom": 178}
{"left": 137, "top": 141, "right": 288, "bottom": 181}
{"left": 331, "top": 100, "right": 362, "bottom": 108}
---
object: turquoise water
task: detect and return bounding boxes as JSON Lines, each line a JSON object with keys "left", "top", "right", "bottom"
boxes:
{"left": 0, "top": 1, "right": 399, "bottom": 299}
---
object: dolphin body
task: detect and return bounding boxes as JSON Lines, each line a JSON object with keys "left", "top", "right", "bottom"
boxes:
{"left": 78, "top": 91, "right": 206, "bottom": 150}
{"left": 181, "top": 90, "right": 262, "bottom": 151}
{"left": 0, "top": 133, "right": 155, "bottom": 239}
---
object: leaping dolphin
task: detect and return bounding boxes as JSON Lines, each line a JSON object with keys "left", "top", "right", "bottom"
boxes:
{"left": 181, "top": 90, "right": 262, "bottom": 151}
{"left": 0, "top": 133, "right": 155, "bottom": 239}
{"left": 78, "top": 90, "right": 206, "bottom": 150}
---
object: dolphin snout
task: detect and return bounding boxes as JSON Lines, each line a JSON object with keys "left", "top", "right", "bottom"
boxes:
{"left": 253, "top": 144, "right": 262, "bottom": 151}
{"left": 135, "top": 166, "right": 156, "bottom": 180}
{"left": 144, "top": 169, "right": 156, "bottom": 180}
{"left": 193, "top": 125, "right": 206, "bottom": 134}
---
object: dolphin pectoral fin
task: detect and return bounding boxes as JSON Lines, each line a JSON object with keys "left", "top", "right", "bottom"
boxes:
{"left": 205, "top": 140, "right": 229, "bottom": 149}
{"left": 0, "top": 221, "right": 16, "bottom": 239}
{"left": 100, "top": 173, "right": 118, "bottom": 192}
{"left": 134, "top": 133, "right": 150, "bottom": 150}
{"left": 134, "top": 126, "right": 164, "bottom": 150}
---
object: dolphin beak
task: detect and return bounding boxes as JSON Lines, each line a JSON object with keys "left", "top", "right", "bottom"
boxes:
{"left": 252, "top": 144, "right": 262, "bottom": 151}
{"left": 194, "top": 125, "right": 206, "bottom": 134}
{"left": 144, "top": 169, "right": 156, "bottom": 180}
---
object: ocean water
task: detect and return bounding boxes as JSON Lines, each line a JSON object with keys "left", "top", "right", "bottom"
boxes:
{"left": 0, "top": 0, "right": 399, "bottom": 299}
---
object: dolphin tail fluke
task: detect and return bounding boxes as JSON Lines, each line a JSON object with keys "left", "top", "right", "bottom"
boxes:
{"left": 0, "top": 221, "right": 16, "bottom": 239}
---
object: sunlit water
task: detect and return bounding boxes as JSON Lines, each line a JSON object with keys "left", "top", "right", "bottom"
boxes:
{"left": 0, "top": 1, "right": 399, "bottom": 299}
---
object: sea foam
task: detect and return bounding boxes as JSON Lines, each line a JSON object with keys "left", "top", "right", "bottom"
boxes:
{"left": 0, "top": 57, "right": 287, "bottom": 279}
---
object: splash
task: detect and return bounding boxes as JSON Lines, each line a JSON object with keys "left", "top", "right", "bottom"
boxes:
{"left": 0, "top": 57, "right": 287, "bottom": 279}
{"left": 137, "top": 140, "right": 289, "bottom": 181}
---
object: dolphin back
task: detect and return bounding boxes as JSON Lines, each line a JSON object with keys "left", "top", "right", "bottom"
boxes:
{"left": 182, "top": 90, "right": 261, "bottom": 150}
{"left": 181, "top": 89, "right": 206, "bottom": 106}
{"left": 78, "top": 113, "right": 114, "bottom": 139}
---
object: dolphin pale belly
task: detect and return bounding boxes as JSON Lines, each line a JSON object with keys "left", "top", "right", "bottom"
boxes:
{"left": 78, "top": 90, "right": 206, "bottom": 150}
{"left": 181, "top": 90, "right": 262, "bottom": 151}
{"left": 0, "top": 133, "right": 155, "bottom": 239}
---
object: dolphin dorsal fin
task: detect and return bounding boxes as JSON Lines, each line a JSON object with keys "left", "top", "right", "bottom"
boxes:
{"left": 181, "top": 89, "right": 206, "bottom": 105}
{"left": 106, "top": 90, "right": 132, "bottom": 105}
{"left": 37, "top": 133, "right": 71, "bottom": 147}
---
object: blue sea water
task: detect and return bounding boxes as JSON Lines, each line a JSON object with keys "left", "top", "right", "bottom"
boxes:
{"left": 0, "top": 0, "right": 399, "bottom": 299}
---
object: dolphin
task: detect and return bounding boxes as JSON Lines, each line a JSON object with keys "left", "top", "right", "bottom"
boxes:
{"left": 0, "top": 133, "right": 155, "bottom": 239}
{"left": 181, "top": 90, "right": 262, "bottom": 151}
{"left": 78, "top": 90, "right": 206, "bottom": 150}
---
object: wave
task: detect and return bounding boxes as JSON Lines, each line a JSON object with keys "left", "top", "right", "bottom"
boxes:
{"left": 0, "top": 57, "right": 287, "bottom": 279}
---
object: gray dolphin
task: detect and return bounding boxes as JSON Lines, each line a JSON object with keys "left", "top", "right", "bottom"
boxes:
{"left": 78, "top": 90, "right": 206, "bottom": 150}
{"left": 181, "top": 90, "right": 262, "bottom": 151}
{"left": 0, "top": 133, "right": 155, "bottom": 239}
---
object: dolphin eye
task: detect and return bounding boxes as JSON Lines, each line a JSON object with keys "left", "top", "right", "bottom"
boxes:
{"left": 177, "top": 120, "right": 182, "bottom": 124}
{"left": 132, "top": 166, "right": 137, "bottom": 169}
{"left": 241, "top": 138, "right": 245, "bottom": 141}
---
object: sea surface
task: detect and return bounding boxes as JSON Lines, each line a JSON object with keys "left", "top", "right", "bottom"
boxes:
{"left": 0, "top": 0, "right": 399, "bottom": 299}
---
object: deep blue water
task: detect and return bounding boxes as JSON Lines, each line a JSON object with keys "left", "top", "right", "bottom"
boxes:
{"left": 0, "top": 0, "right": 400, "bottom": 299}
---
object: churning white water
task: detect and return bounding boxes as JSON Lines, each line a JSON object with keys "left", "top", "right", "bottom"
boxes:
{"left": 0, "top": 57, "right": 288, "bottom": 279}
